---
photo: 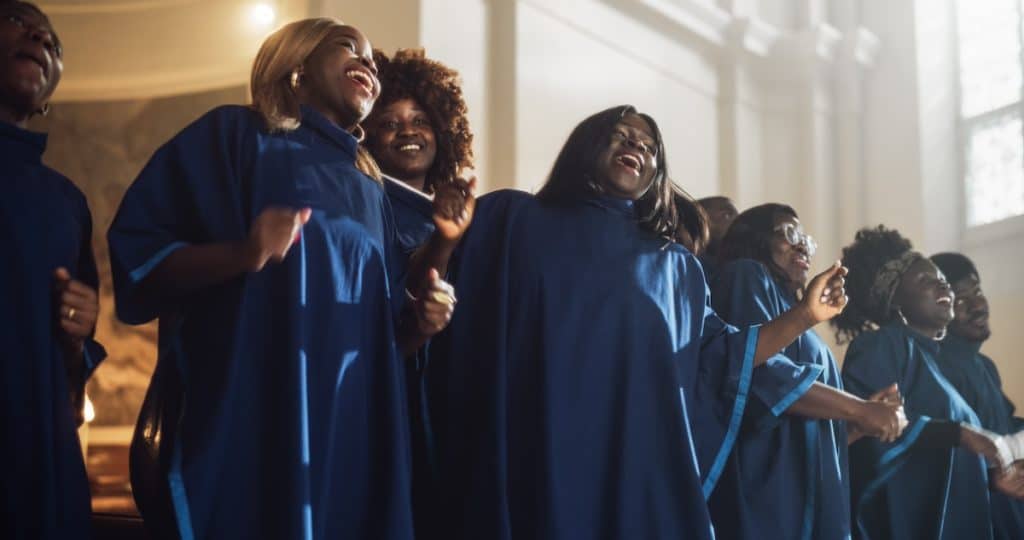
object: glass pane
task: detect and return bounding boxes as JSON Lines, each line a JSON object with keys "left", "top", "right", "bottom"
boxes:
{"left": 957, "top": 0, "right": 1021, "bottom": 117}
{"left": 965, "top": 114, "right": 1024, "bottom": 225}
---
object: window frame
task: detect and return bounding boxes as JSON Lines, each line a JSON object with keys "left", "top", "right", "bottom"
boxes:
{"left": 954, "top": 0, "right": 1024, "bottom": 236}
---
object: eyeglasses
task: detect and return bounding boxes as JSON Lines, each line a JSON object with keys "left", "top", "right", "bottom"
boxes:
{"left": 773, "top": 223, "right": 817, "bottom": 256}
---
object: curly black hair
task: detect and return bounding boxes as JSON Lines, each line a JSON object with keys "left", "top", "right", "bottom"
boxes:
{"left": 366, "top": 48, "right": 473, "bottom": 193}
{"left": 718, "top": 203, "right": 798, "bottom": 286}
{"left": 830, "top": 225, "right": 914, "bottom": 343}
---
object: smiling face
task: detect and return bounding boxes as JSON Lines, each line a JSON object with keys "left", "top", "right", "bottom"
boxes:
{"left": 594, "top": 114, "right": 659, "bottom": 200}
{"left": 949, "top": 273, "right": 991, "bottom": 342}
{"left": 894, "top": 258, "right": 955, "bottom": 337}
{"left": 0, "top": 3, "right": 63, "bottom": 123}
{"left": 299, "top": 24, "right": 380, "bottom": 130}
{"left": 365, "top": 98, "right": 437, "bottom": 191}
{"left": 769, "top": 214, "right": 812, "bottom": 291}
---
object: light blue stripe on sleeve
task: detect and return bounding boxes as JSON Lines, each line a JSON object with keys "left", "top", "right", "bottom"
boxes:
{"left": 129, "top": 241, "right": 189, "bottom": 283}
{"left": 770, "top": 364, "right": 825, "bottom": 416}
{"left": 702, "top": 326, "right": 758, "bottom": 498}
{"left": 880, "top": 415, "right": 931, "bottom": 465}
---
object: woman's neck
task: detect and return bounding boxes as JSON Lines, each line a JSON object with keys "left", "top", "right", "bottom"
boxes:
{"left": 905, "top": 319, "right": 946, "bottom": 340}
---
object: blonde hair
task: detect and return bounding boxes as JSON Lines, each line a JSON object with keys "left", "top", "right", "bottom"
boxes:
{"left": 250, "top": 17, "right": 382, "bottom": 181}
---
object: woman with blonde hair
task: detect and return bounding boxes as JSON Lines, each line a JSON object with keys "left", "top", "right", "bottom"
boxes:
{"left": 109, "top": 18, "right": 469, "bottom": 539}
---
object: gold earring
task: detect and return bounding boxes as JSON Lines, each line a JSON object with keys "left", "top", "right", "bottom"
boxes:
{"left": 38, "top": 103, "right": 50, "bottom": 116}
{"left": 896, "top": 308, "right": 909, "bottom": 326}
{"left": 351, "top": 124, "right": 365, "bottom": 143}
{"left": 290, "top": 70, "right": 301, "bottom": 90}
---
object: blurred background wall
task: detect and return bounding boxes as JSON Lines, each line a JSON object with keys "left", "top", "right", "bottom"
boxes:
{"left": 32, "top": 0, "right": 1024, "bottom": 430}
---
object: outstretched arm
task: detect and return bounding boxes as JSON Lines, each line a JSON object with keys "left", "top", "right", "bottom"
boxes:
{"left": 754, "top": 262, "right": 848, "bottom": 366}
{"left": 141, "top": 207, "right": 311, "bottom": 298}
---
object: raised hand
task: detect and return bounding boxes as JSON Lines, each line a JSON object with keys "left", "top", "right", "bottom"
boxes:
{"left": 432, "top": 175, "right": 476, "bottom": 242}
{"left": 245, "top": 207, "right": 312, "bottom": 271}
{"left": 412, "top": 268, "right": 456, "bottom": 337}
{"left": 799, "top": 261, "right": 849, "bottom": 325}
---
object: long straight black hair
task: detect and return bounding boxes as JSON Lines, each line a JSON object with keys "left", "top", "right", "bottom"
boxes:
{"left": 535, "top": 105, "right": 708, "bottom": 252}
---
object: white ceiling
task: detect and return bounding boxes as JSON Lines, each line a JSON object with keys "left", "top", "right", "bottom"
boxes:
{"left": 41, "top": 0, "right": 309, "bottom": 102}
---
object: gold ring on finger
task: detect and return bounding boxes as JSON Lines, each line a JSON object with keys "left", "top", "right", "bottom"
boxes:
{"left": 429, "top": 290, "right": 455, "bottom": 306}
{"left": 67, "top": 307, "right": 76, "bottom": 321}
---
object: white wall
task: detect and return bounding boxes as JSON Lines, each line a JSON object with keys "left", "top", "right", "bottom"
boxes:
{"left": 860, "top": 0, "right": 1024, "bottom": 404}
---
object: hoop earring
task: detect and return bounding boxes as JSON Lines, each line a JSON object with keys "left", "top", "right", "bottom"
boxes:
{"left": 290, "top": 70, "right": 301, "bottom": 90}
{"left": 934, "top": 328, "right": 947, "bottom": 341}
{"left": 896, "top": 307, "right": 909, "bottom": 326}
{"left": 351, "top": 124, "right": 365, "bottom": 143}
{"left": 38, "top": 103, "right": 50, "bottom": 116}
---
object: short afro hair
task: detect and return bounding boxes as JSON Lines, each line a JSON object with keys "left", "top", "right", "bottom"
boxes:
{"left": 830, "top": 225, "right": 914, "bottom": 343}
{"left": 367, "top": 48, "right": 474, "bottom": 193}
{"left": 930, "top": 252, "right": 979, "bottom": 286}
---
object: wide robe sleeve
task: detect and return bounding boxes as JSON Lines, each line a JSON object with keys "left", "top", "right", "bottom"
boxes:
{"left": 687, "top": 259, "right": 794, "bottom": 497}
{"left": 107, "top": 106, "right": 254, "bottom": 325}
{"left": 711, "top": 260, "right": 823, "bottom": 426}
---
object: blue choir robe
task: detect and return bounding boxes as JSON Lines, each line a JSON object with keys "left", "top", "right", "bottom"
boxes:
{"left": 107, "top": 106, "right": 413, "bottom": 540}
{"left": 1, "top": 121, "right": 106, "bottom": 539}
{"left": 936, "top": 334, "right": 1024, "bottom": 540}
{"left": 382, "top": 175, "right": 438, "bottom": 533}
{"left": 424, "top": 190, "right": 786, "bottom": 540}
{"left": 708, "top": 260, "right": 849, "bottom": 540}
{"left": 697, "top": 253, "right": 719, "bottom": 281}
{"left": 842, "top": 323, "right": 992, "bottom": 540}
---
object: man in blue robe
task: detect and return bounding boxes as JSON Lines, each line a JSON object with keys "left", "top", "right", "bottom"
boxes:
{"left": 1, "top": 2, "right": 105, "bottom": 538}
{"left": 932, "top": 252, "right": 1024, "bottom": 540}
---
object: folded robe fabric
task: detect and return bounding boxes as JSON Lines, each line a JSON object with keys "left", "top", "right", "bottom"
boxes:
{"left": 936, "top": 334, "right": 1024, "bottom": 540}
{"left": 709, "top": 259, "right": 849, "bottom": 540}
{"left": 842, "top": 323, "right": 992, "bottom": 540}
{"left": 1, "top": 120, "right": 106, "bottom": 540}
{"left": 424, "top": 190, "right": 785, "bottom": 540}
{"left": 108, "top": 105, "right": 414, "bottom": 540}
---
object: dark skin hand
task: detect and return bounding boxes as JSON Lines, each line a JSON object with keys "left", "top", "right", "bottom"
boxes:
{"left": 845, "top": 384, "right": 905, "bottom": 444}
{"left": 53, "top": 267, "right": 98, "bottom": 426}
{"left": 754, "top": 262, "right": 848, "bottom": 366}
{"left": 788, "top": 382, "right": 907, "bottom": 444}
{"left": 399, "top": 175, "right": 477, "bottom": 356}
{"left": 992, "top": 462, "right": 1024, "bottom": 500}
{"left": 960, "top": 423, "right": 1006, "bottom": 467}
{"left": 144, "top": 206, "right": 312, "bottom": 297}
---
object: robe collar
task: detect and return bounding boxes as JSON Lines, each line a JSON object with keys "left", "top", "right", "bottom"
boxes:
{"left": 299, "top": 105, "right": 359, "bottom": 159}
{"left": 586, "top": 194, "right": 637, "bottom": 219}
{"left": 941, "top": 332, "right": 984, "bottom": 360}
{"left": 889, "top": 320, "right": 943, "bottom": 355}
{"left": 0, "top": 121, "right": 47, "bottom": 163}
